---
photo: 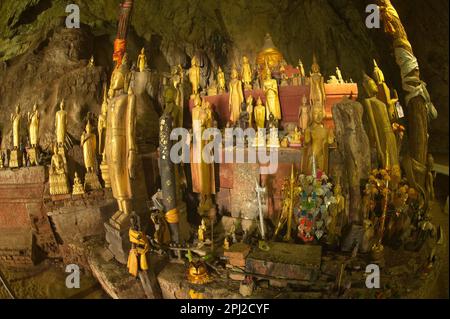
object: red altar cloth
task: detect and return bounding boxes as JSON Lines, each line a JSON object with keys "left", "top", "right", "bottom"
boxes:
{"left": 188, "top": 83, "right": 358, "bottom": 128}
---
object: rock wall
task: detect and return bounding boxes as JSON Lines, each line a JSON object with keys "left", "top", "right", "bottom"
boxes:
{"left": 0, "top": 0, "right": 447, "bottom": 154}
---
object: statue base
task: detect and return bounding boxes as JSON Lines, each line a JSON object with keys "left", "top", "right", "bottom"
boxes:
{"left": 289, "top": 143, "right": 302, "bottom": 148}
{"left": 100, "top": 160, "right": 110, "bottom": 188}
{"left": 27, "top": 147, "right": 39, "bottom": 166}
{"left": 49, "top": 172, "right": 70, "bottom": 195}
{"left": 84, "top": 171, "right": 102, "bottom": 191}
{"left": 104, "top": 220, "right": 131, "bottom": 264}
{"left": 9, "top": 149, "right": 22, "bottom": 168}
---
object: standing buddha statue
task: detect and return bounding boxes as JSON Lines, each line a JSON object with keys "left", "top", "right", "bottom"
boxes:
{"left": 189, "top": 56, "right": 201, "bottom": 98}
{"left": 27, "top": 103, "right": 40, "bottom": 166}
{"left": 252, "top": 97, "right": 266, "bottom": 148}
{"left": 217, "top": 66, "right": 226, "bottom": 93}
{"left": 228, "top": 66, "right": 244, "bottom": 125}
{"left": 81, "top": 120, "right": 102, "bottom": 191}
{"left": 241, "top": 56, "right": 253, "bottom": 90}
{"left": 246, "top": 95, "right": 254, "bottom": 128}
{"left": 105, "top": 57, "right": 137, "bottom": 230}
{"left": 372, "top": 59, "right": 396, "bottom": 122}
{"left": 9, "top": 105, "right": 22, "bottom": 168}
{"left": 55, "top": 100, "right": 67, "bottom": 148}
{"left": 137, "top": 47, "right": 147, "bottom": 72}
{"left": 362, "top": 73, "right": 399, "bottom": 168}
{"left": 309, "top": 54, "right": 326, "bottom": 114}
{"left": 298, "top": 95, "right": 310, "bottom": 133}
{"left": 263, "top": 60, "right": 281, "bottom": 122}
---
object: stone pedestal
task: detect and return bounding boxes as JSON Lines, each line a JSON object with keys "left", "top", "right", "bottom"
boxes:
{"left": 104, "top": 221, "right": 130, "bottom": 265}
{"left": 9, "top": 149, "right": 22, "bottom": 168}
{"left": 84, "top": 171, "right": 102, "bottom": 191}
{"left": 245, "top": 242, "right": 322, "bottom": 281}
{"left": 230, "top": 163, "right": 261, "bottom": 219}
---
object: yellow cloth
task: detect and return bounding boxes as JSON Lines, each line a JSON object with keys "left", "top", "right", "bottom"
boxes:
{"left": 127, "top": 229, "right": 149, "bottom": 277}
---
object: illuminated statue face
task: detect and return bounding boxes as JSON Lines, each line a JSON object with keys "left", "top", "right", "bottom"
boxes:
{"left": 231, "top": 69, "right": 238, "bottom": 79}
{"left": 311, "top": 64, "right": 320, "bottom": 73}
{"left": 86, "top": 122, "right": 92, "bottom": 133}
{"left": 111, "top": 70, "right": 125, "bottom": 91}
{"left": 243, "top": 56, "right": 248, "bottom": 63}
{"left": 33, "top": 104, "right": 37, "bottom": 112}
{"left": 60, "top": 101, "right": 65, "bottom": 110}
{"left": 192, "top": 56, "right": 198, "bottom": 67}
{"left": 15, "top": 105, "right": 20, "bottom": 113}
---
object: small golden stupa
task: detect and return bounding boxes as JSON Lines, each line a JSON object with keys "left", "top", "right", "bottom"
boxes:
{"left": 256, "top": 33, "right": 285, "bottom": 70}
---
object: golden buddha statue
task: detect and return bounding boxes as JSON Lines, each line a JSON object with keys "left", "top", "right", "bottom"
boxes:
{"left": 72, "top": 172, "right": 85, "bottom": 195}
{"left": 290, "top": 126, "right": 302, "bottom": 145}
{"left": 163, "top": 84, "right": 182, "bottom": 128}
{"left": 241, "top": 56, "right": 253, "bottom": 90}
{"left": 266, "top": 115, "right": 280, "bottom": 148}
{"left": 81, "top": 120, "right": 97, "bottom": 173}
{"left": 372, "top": 59, "right": 396, "bottom": 122}
{"left": 254, "top": 97, "right": 266, "bottom": 129}
{"left": 309, "top": 54, "right": 326, "bottom": 113}
{"left": 189, "top": 56, "right": 201, "bottom": 98}
{"left": 28, "top": 103, "right": 40, "bottom": 148}
{"left": 246, "top": 95, "right": 254, "bottom": 128}
{"left": 137, "top": 47, "right": 147, "bottom": 72}
{"left": 303, "top": 106, "right": 334, "bottom": 174}
{"left": 88, "top": 56, "right": 95, "bottom": 68}
{"left": 298, "top": 95, "right": 310, "bottom": 133}
{"left": 49, "top": 144, "right": 70, "bottom": 195}
{"left": 105, "top": 59, "right": 137, "bottom": 230}
{"left": 81, "top": 120, "right": 102, "bottom": 191}
{"left": 362, "top": 73, "right": 399, "bottom": 168}
{"left": 197, "top": 218, "right": 207, "bottom": 243}
{"left": 263, "top": 61, "right": 281, "bottom": 121}
{"left": 55, "top": 100, "right": 67, "bottom": 148}
{"left": 228, "top": 67, "right": 244, "bottom": 125}
{"left": 217, "top": 66, "right": 226, "bottom": 93}
{"left": 297, "top": 59, "right": 305, "bottom": 78}
{"left": 256, "top": 33, "right": 284, "bottom": 71}
{"left": 11, "top": 105, "right": 21, "bottom": 150}
{"left": 191, "top": 95, "right": 215, "bottom": 215}
{"left": 336, "top": 67, "right": 344, "bottom": 84}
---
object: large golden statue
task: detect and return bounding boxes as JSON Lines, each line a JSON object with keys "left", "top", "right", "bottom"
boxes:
{"left": 362, "top": 73, "right": 399, "bottom": 168}
{"left": 28, "top": 103, "right": 40, "bottom": 148}
{"left": 137, "top": 47, "right": 147, "bottom": 72}
{"left": 241, "top": 56, "right": 253, "bottom": 90}
{"left": 49, "top": 144, "right": 70, "bottom": 195}
{"left": 189, "top": 56, "right": 201, "bottom": 98}
{"left": 217, "top": 66, "right": 226, "bottom": 93}
{"left": 55, "top": 100, "right": 67, "bottom": 147}
{"left": 309, "top": 54, "right": 326, "bottom": 113}
{"left": 263, "top": 61, "right": 281, "bottom": 121}
{"left": 105, "top": 60, "right": 137, "bottom": 230}
{"left": 11, "top": 105, "right": 21, "bottom": 149}
{"left": 228, "top": 67, "right": 244, "bottom": 124}
{"left": 372, "top": 59, "right": 396, "bottom": 122}
{"left": 303, "top": 106, "right": 334, "bottom": 174}
{"left": 191, "top": 95, "right": 215, "bottom": 215}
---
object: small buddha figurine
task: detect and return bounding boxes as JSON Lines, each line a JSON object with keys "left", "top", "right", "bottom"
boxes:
{"left": 280, "top": 61, "right": 289, "bottom": 86}
{"left": 336, "top": 67, "right": 344, "bottom": 84}
{"left": 290, "top": 126, "right": 302, "bottom": 146}
{"left": 55, "top": 100, "right": 67, "bottom": 148}
{"left": 246, "top": 95, "right": 254, "bottom": 128}
{"left": 198, "top": 218, "right": 207, "bottom": 243}
{"left": 72, "top": 172, "right": 85, "bottom": 195}
{"left": 263, "top": 60, "right": 281, "bottom": 122}
{"left": 228, "top": 66, "right": 244, "bottom": 125}
{"left": 309, "top": 54, "right": 326, "bottom": 113}
{"left": 81, "top": 120, "right": 97, "bottom": 173}
{"left": 217, "top": 66, "right": 226, "bottom": 93}
{"left": 189, "top": 56, "right": 201, "bottom": 98}
{"left": 223, "top": 237, "right": 230, "bottom": 250}
{"left": 254, "top": 97, "right": 266, "bottom": 129}
{"left": 297, "top": 59, "right": 306, "bottom": 81}
{"left": 303, "top": 106, "right": 334, "bottom": 174}
{"left": 137, "top": 47, "right": 147, "bottom": 72}
{"left": 298, "top": 95, "right": 310, "bottom": 133}
{"left": 87, "top": 56, "right": 95, "bottom": 68}
{"left": 49, "top": 144, "right": 70, "bottom": 195}
{"left": 241, "top": 56, "right": 253, "bottom": 90}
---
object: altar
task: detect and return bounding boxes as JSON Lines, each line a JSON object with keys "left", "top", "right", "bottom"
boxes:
{"left": 188, "top": 83, "right": 358, "bottom": 128}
